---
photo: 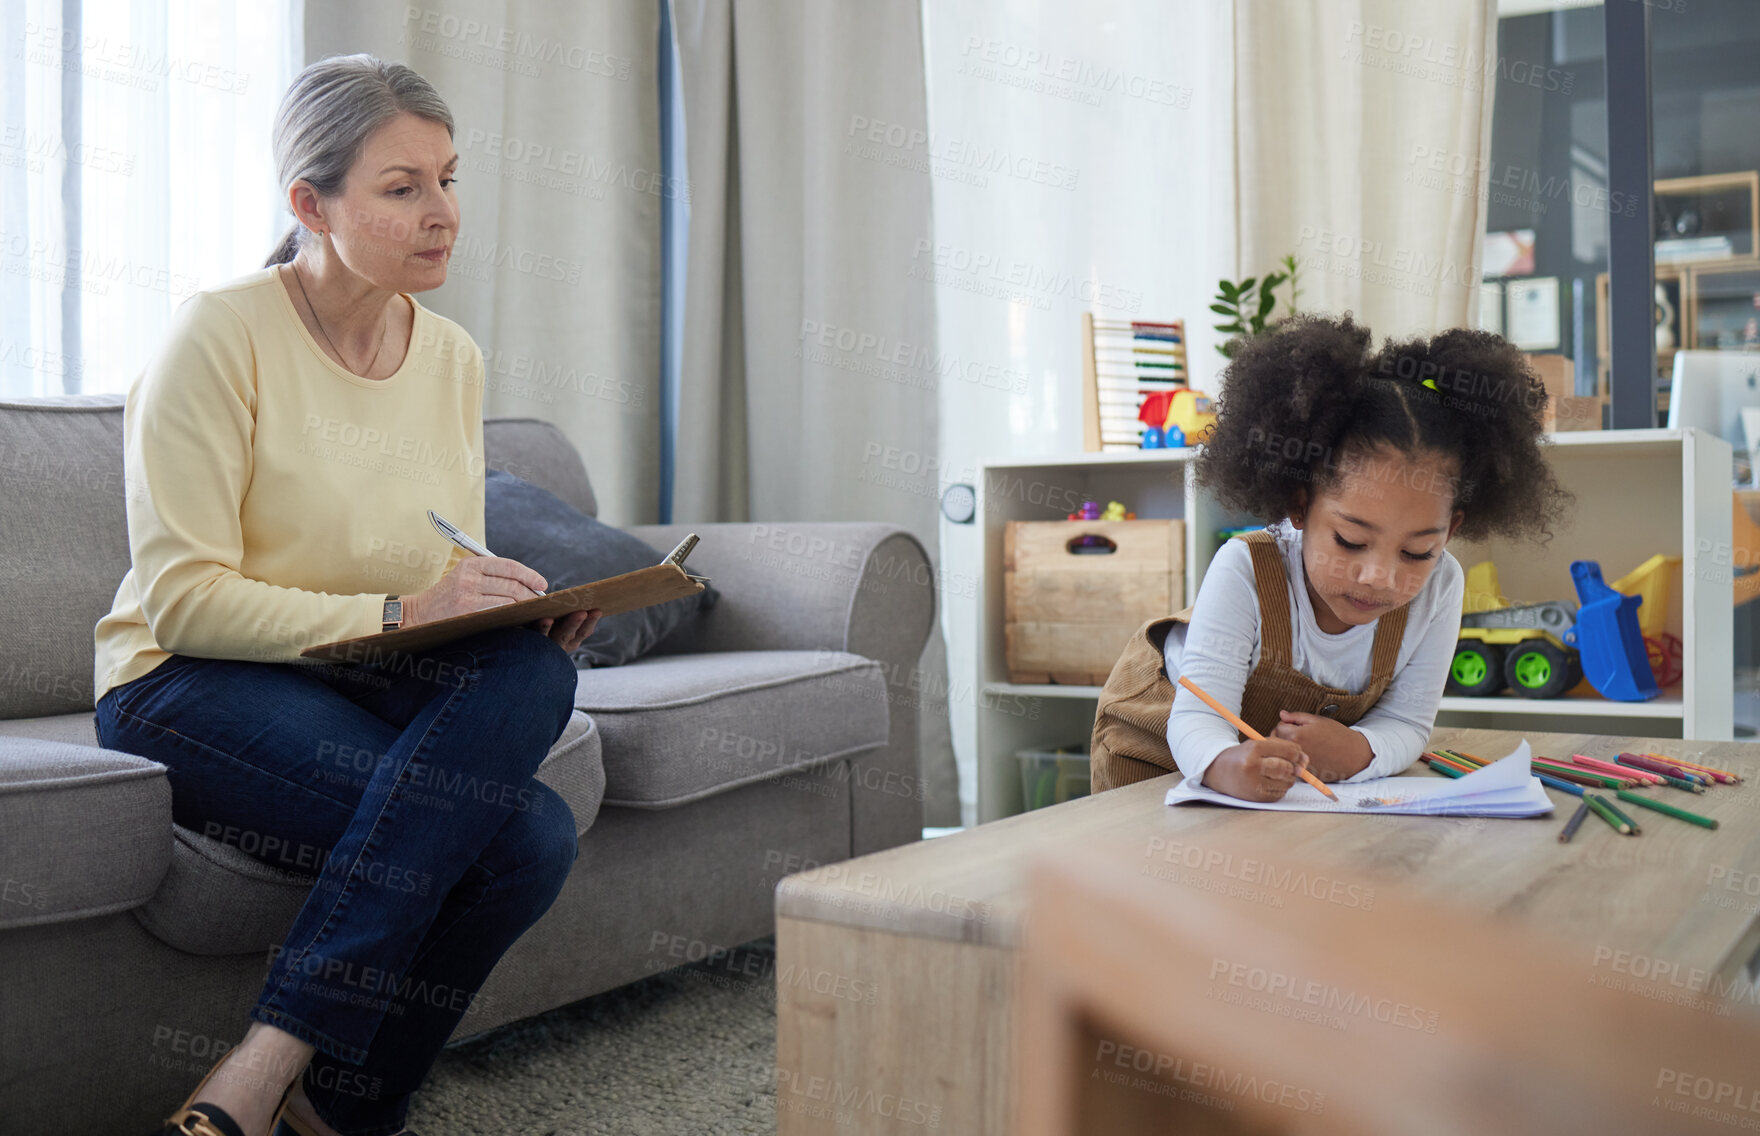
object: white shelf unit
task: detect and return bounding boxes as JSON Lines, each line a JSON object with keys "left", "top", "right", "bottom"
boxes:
{"left": 973, "top": 430, "right": 1734, "bottom": 824}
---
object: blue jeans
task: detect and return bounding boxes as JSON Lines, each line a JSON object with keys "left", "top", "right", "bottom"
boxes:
{"left": 94, "top": 626, "right": 581, "bottom": 1135}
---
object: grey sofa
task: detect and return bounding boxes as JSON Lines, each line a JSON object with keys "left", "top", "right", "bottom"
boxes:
{"left": 0, "top": 395, "right": 934, "bottom": 1134}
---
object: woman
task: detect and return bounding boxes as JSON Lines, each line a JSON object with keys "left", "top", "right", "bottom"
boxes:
{"left": 92, "top": 55, "right": 599, "bottom": 1136}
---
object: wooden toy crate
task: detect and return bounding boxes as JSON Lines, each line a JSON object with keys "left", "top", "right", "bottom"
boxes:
{"left": 1004, "top": 519, "right": 1184, "bottom": 685}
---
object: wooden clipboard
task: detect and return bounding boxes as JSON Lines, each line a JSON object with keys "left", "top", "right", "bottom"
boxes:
{"left": 298, "top": 562, "right": 707, "bottom": 663}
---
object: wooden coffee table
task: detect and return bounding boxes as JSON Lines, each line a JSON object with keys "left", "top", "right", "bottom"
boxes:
{"left": 774, "top": 728, "right": 1760, "bottom": 1135}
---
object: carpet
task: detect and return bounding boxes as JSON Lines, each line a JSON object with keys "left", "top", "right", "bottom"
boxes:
{"left": 409, "top": 938, "right": 780, "bottom": 1135}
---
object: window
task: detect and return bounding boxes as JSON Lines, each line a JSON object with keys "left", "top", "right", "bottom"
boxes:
{"left": 0, "top": 0, "right": 298, "bottom": 397}
{"left": 1484, "top": 0, "right": 1760, "bottom": 424}
{"left": 1481, "top": 3, "right": 1608, "bottom": 399}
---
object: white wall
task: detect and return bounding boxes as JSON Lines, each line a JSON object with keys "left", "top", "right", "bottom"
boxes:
{"left": 921, "top": 0, "right": 1237, "bottom": 823}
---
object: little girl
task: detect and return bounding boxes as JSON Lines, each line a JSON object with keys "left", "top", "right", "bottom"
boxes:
{"left": 1092, "top": 314, "right": 1569, "bottom": 801}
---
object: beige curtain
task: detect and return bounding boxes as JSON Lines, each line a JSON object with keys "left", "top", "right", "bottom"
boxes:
{"left": 672, "top": 0, "right": 957, "bottom": 824}
{"left": 305, "top": 2, "right": 663, "bottom": 524}
{"left": 1234, "top": 0, "right": 1500, "bottom": 338}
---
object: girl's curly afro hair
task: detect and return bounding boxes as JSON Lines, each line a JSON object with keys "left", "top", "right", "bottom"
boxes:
{"left": 1195, "top": 313, "right": 1571, "bottom": 544}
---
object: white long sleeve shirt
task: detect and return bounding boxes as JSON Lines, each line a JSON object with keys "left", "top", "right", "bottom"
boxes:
{"left": 1164, "top": 519, "right": 1464, "bottom": 787}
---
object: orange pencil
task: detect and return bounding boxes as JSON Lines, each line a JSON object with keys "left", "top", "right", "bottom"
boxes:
{"left": 1177, "top": 675, "right": 1340, "bottom": 802}
{"left": 1646, "top": 753, "right": 1741, "bottom": 784}
{"left": 1424, "top": 752, "right": 1477, "bottom": 775}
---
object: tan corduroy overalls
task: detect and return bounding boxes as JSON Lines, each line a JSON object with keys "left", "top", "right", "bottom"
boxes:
{"left": 1090, "top": 529, "right": 1411, "bottom": 792}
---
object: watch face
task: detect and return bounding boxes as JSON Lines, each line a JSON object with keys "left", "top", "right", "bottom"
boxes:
{"left": 941, "top": 482, "right": 977, "bottom": 524}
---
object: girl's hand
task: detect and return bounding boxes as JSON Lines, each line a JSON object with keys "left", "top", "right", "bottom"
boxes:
{"left": 531, "top": 609, "right": 603, "bottom": 654}
{"left": 1201, "top": 738, "right": 1310, "bottom": 802}
{"left": 1270, "top": 711, "right": 1373, "bottom": 782}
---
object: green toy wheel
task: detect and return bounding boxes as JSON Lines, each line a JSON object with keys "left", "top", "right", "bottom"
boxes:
{"left": 1446, "top": 640, "right": 1506, "bottom": 697}
{"left": 1503, "top": 640, "right": 1577, "bottom": 700}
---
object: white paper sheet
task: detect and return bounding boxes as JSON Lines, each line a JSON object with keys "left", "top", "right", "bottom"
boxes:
{"left": 1164, "top": 740, "right": 1554, "bottom": 817}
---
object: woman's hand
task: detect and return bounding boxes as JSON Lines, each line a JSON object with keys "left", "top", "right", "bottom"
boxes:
{"left": 530, "top": 609, "right": 603, "bottom": 653}
{"left": 404, "top": 556, "right": 549, "bottom": 626}
{"left": 403, "top": 559, "right": 603, "bottom": 653}
{"left": 1270, "top": 711, "right": 1372, "bottom": 782}
{"left": 1201, "top": 738, "right": 1310, "bottom": 802}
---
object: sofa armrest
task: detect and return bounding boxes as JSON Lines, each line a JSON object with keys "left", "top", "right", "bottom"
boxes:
{"left": 627, "top": 522, "right": 936, "bottom": 669}
{"left": 627, "top": 522, "right": 937, "bottom": 856}
{"left": 0, "top": 737, "right": 172, "bottom": 929}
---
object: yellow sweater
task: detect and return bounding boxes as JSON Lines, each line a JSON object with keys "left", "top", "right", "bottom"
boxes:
{"left": 93, "top": 266, "right": 486, "bottom": 705}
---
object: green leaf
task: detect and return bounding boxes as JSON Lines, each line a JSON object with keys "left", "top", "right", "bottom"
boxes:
{"left": 1260, "top": 272, "right": 1286, "bottom": 291}
{"left": 1216, "top": 321, "right": 1245, "bottom": 334}
{"left": 1258, "top": 288, "right": 1278, "bottom": 319}
{"left": 1208, "top": 303, "right": 1237, "bottom": 316}
{"left": 1218, "top": 280, "right": 1239, "bottom": 298}
{"left": 1238, "top": 277, "right": 1257, "bottom": 294}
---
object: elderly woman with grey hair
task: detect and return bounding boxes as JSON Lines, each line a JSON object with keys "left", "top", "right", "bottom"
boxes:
{"left": 91, "top": 55, "right": 600, "bottom": 1136}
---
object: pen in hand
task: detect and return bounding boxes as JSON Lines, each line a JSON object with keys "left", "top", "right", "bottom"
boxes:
{"left": 1177, "top": 675, "right": 1339, "bottom": 802}
{"left": 428, "top": 509, "right": 545, "bottom": 595}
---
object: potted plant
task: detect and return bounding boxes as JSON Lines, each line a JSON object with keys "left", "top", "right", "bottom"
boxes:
{"left": 1210, "top": 254, "right": 1301, "bottom": 358}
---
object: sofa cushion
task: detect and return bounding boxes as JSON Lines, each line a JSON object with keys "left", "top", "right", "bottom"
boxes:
{"left": 484, "top": 469, "right": 719, "bottom": 668}
{"left": 0, "top": 712, "right": 99, "bottom": 747}
{"left": 0, "top": 715, "right": 601, "bottom": 951}
{"left": 0, "top": 396, "right": 132, "bottom": 721}
{"left": 0, "top": 736, "right": 171, "bottom": 929}
{"left": 575, "top": 650, "right": 890, "bottom": 808}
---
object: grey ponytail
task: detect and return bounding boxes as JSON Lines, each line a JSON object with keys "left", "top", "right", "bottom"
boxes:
{"left": 263, "top": 54, "right": 455, "bottom": 268}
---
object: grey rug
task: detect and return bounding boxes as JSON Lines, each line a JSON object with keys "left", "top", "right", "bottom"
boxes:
{"left": 409, "top": 939, "right": 779, "bottom": 1135}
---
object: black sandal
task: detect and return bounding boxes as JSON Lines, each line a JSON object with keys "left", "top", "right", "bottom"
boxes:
{"left": 162, "top": 1049, "right": 292, "bottom": 1136}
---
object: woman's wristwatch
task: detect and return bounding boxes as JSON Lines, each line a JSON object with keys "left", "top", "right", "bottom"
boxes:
{"left": 382, "top": 594, "right": 405, "bottom": 633}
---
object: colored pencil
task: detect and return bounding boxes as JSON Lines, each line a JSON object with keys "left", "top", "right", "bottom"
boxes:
{"left": 1527, "top": 767, "right": 1612, "bottom": 785}
{"left": 1596, "top": 796, "right": 1642, "bottom": 835}
{"left": 1640, "top": 750, "right": 1738, "bottom": 774}
{"left": 1534, "top": 763, "right": 1624, "bottom": 787}
{"left": 1534, "top": 772, "right": 1586, "bottom": 797}
{"left": 1619, "top": 753, "right": 1710, "bottom": 785}
{"left": 1615, "top": 756, "right": 1706, "bottom": 794}
{"left": 1424, "top": 752, "right": 1477, "bottom": 775}
{"left": 1531, "top": 761, "right": 1626, "bottom": 789}
{"left": 1538, "top": 756, "right": 1631, "bottom": 780}
{"left": 1558, "top": 801, "right": 1591, "bottom": 843}
{"left": 1177, "top": 676, "right": 1339, "bottom": 801}
{"left": 1439, "top": 749, "right": 1486, "bottom": 767}
{"left": 1424, "top": 759, "right": 1466, "bottom": 780}
{"left": 1582, "top": 794, "right": 1632, "bottom": 835}
{"left": 1571, "top": 754, "right": 1664, "bottom": 784}
{"left": 1615, "top": 791, "right": 1719, "bottom": 830}
{"left": 1644, "top": 753, "right": 1740, "bottom": 784}
{"left": 1636, "top": 752, "right": 1714, "bottom": 780}
{"left": 1616, "top": 750, "right": 1705, "bottom": 782}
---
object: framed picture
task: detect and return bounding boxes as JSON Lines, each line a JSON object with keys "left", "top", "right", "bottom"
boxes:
{"left": 1506, "top": 277, "right": 1561, "bottom": 351}
{"left": 1483, "top": 230, "right": 1536, "bottom": 277}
